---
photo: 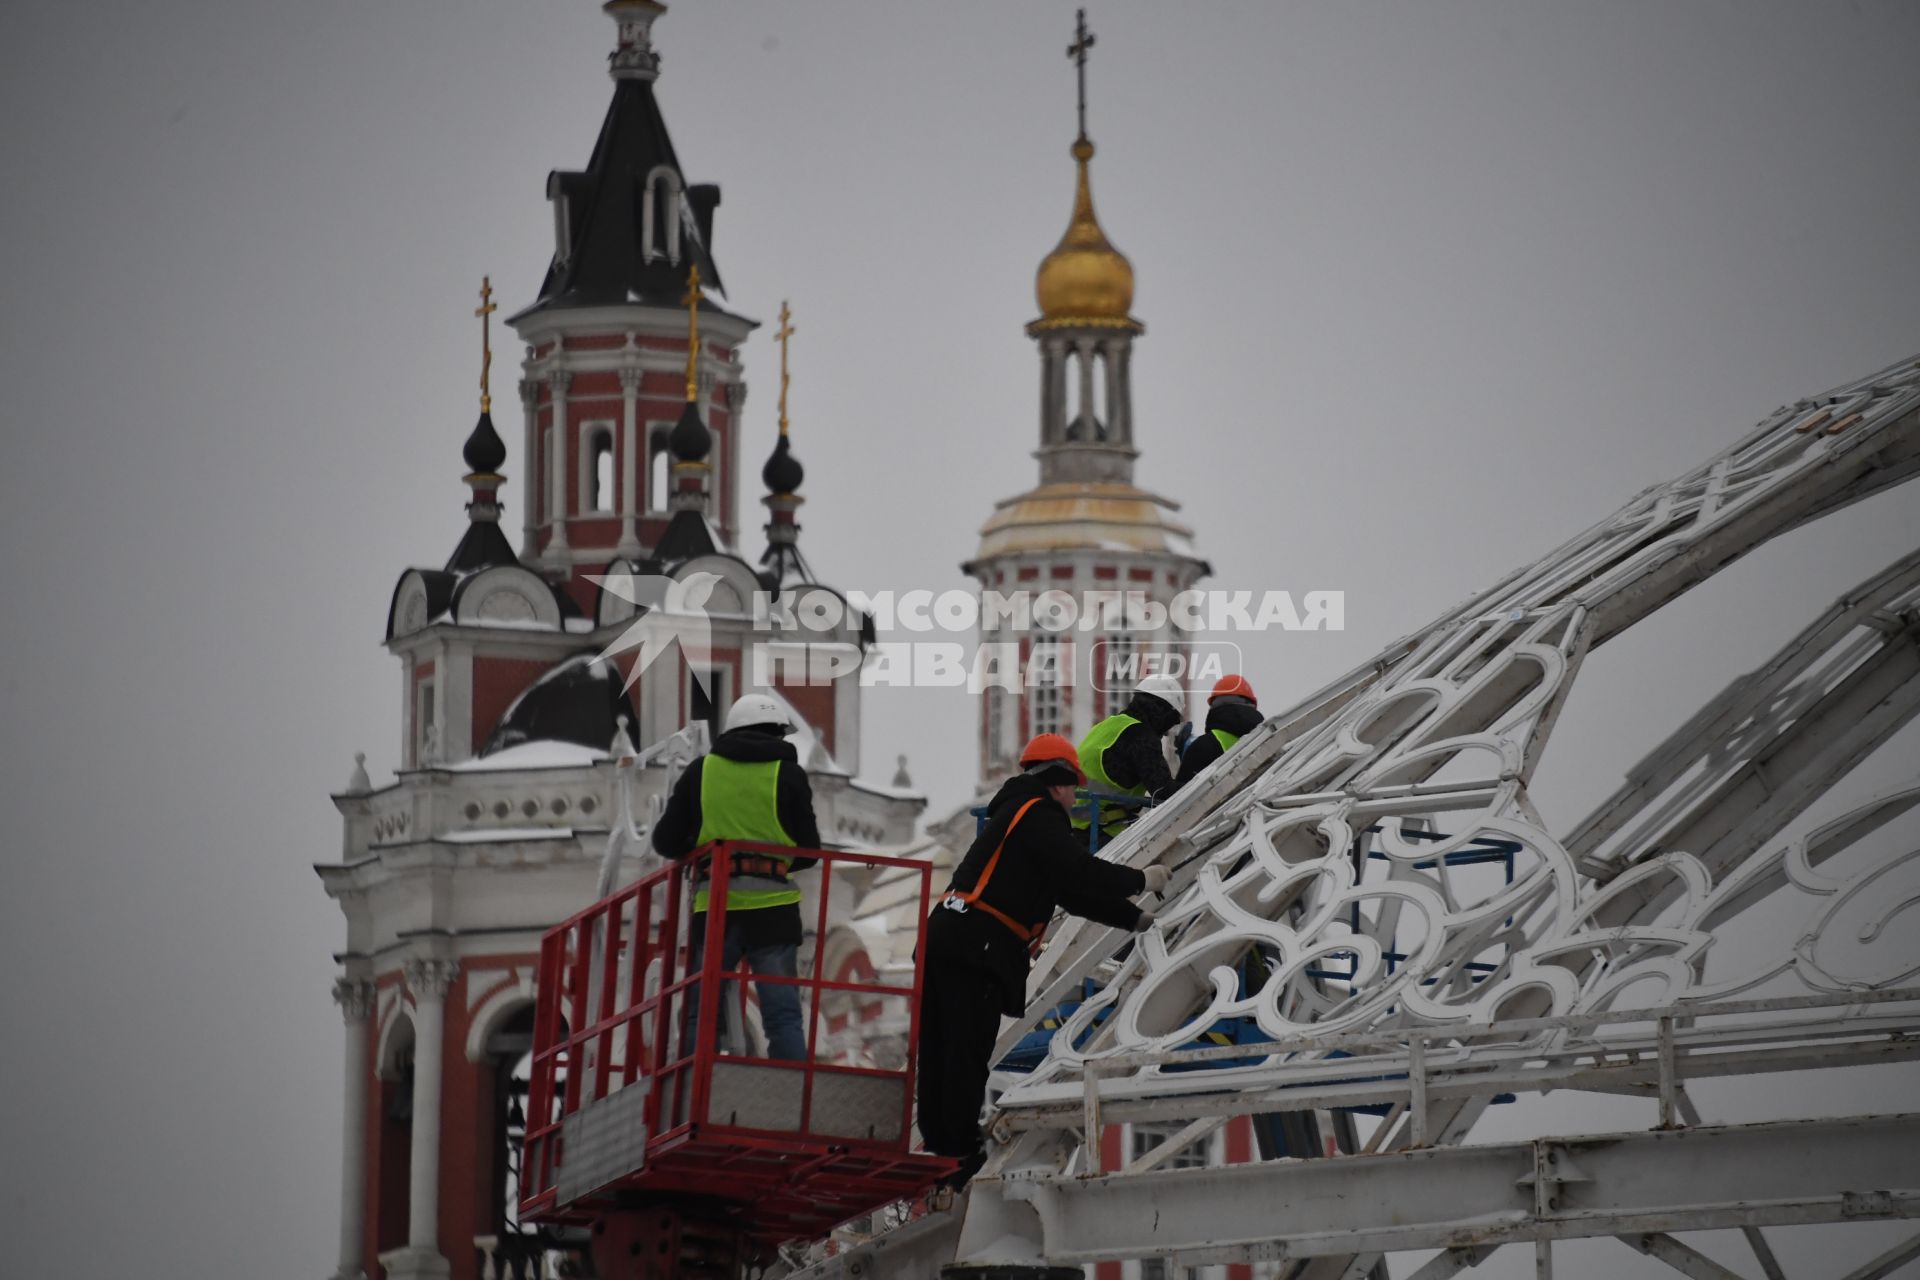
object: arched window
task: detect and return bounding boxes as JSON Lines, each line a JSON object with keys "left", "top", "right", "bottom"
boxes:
{"left": 641, "top": 166, "right": 682, "bottom": 264}
{"left": 984, "top": 684, "right": 1005, "bottom": 770}
{"left": 474, "top": 1004, "right": 590, "bottom": 1277}
{"left": 587, "top": 428, "right": 614, "bottom": 513}
{"left": 1101, "top": 632, "right": 1139, "bottom": 714}
{"left": 648, "top": 425, "right": 673, "bottom": 514}
{"left": 1027, "top": 636, "right": 1064, "bottom": 739}
{"left": 375, "top": 1015, "right": 416, "bottom": 1260}
{"left": 1089, "top": 349, "right": 1108, "bottom": 442}
{"left": 1065, "top": 347, "right": 1106, "bottom": 442}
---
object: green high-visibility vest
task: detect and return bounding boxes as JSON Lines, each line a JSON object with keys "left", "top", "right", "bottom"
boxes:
{"left": 693, "top": 756, "right": 800, "bottom": 913}
{"left": 1072, "top": 713, "right": 1146, "bottom": 834}
{"left": 1211, "top": 727, "right": 1241, "bottom": 753}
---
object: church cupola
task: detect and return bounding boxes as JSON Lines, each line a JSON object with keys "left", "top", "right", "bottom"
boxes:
{"left": 507, "top": 2, "right": 757, "bottom": 601}
{"left": 654, "top": 265, "right": 722, "bottom": 563}
{"left": 448, "top": 278, "right": 520, "bottom": 575}
{"left": 667, "top": 401, "right": 711, "bottom": 468}
{"left": 1028, "top": 11, "right": 1143, "bottom": 488}
{"left": 760, "top": 301, "right": 813, "bottom": 590}
{"left": 762, "top": 434, "right": 804, "bottom": 497}
{"left": 667, "top": 266, "right": 712, "bottom": 514}
{"left": 1033, "top": 137, "right": 1135, "bottom": 329}
{"left": 963, "top": 11, "right": 1211, "bottom": 783}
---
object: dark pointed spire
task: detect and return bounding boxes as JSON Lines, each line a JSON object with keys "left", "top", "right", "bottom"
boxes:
{"left": 513, "top": 2, "right": 728, "bottom": 322}
{"left": 758, "top": 300, "right": 810, "bottom": 588}
{"left": 762, "top": 299, "right": 804, "bottom": 495}
{"left": 448, "top": 277, "right": 517, "bottom": 574}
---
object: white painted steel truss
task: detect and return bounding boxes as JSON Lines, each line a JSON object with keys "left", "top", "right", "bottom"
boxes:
{"left": 787, "top": 353, "right": 1920, "bottom": 1280}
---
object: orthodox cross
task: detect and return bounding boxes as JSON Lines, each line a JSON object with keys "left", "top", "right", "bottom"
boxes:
{"left": 1068, "top": 9, "right": 1096, "bottom": 140}
{"left": 474, "top": 275, "right": 498, "bottom": 412}
{"left": 775, "top": 300, "right": 796, "bottom": 437}
{"left": 681, "top": 263, "right": 703, "bottom": 402}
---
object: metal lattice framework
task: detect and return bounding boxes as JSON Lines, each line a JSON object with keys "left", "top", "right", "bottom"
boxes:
{"left": 791, "top": 352, "right": 1920, "bottom": 1280}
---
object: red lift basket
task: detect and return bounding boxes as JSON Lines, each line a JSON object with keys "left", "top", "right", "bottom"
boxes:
{"left": 519, "top": 842, "right": 956, "bottom": 1244}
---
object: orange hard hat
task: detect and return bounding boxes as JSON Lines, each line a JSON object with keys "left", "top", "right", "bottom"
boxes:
{"left": 1019, "top": 733, "right": 1086, "bottom": 783}
{"left": 1209, "top": 674, "right": 1257, "bottom": 707}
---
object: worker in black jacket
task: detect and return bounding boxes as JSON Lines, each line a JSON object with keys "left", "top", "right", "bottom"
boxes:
{"left": 915, "top": 734, "right": 1172, "bottom": 1179}
{"left": 653, "top": 692, "right": 821, "bottom": 1060}
{"left": 1172, "top": 674, "right": 1264, "bottom": 792}
{"left": 1074, "top": 673, "right": 1188, "bottom": 846}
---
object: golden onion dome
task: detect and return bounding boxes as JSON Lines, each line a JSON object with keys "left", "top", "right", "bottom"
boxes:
{"left": 1034, "top": 138, "right": 1136, "bottom": 327}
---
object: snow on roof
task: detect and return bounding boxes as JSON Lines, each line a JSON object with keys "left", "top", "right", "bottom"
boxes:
{"left": 854, "top": 777, "right": 925, "bottom": 802}
{"left": 782, "top": 701, "right": 848, "bottom": 777}
{"left": 446, "top": 740, "right": 609, "bottom": 771}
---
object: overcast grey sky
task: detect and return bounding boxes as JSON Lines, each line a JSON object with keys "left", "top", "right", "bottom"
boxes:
{"left": 1, "top": 2, "right": 1917, "bottom": 1276}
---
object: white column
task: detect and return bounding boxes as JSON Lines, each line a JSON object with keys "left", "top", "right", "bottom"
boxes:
{"left": 1102, "top": 340, "right": 1123, "bottom": 444}
{"left": 518, "top": 378, "right": 538, "bottom": 558}
{"left": 617, "top": 366, "right": 642, "bottom": 556}
{"left": 331, "top": 979, "right": 375, "bottom": 1280}
{"left": 402, "top": 958, "right": 457, "bottom": 1268}
{"left": 547, "top": 371, "right": 572, "bottom": 556}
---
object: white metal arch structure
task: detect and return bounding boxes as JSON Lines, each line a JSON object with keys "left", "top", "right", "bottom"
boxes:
{"left": 793, "top": 352, "right": 1920, "bottom": 1280}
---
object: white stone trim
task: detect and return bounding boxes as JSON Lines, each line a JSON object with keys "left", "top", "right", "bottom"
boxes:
{"left": 463, "top": 966, "right": 538, "bottom": 1062}
{"left": 374, "top": 993, "right": 412, "bottom": 1082}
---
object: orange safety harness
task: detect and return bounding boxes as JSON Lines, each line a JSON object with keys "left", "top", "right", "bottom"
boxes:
{"left": 941, "top": 797, "right": 1048, "bottom": 957}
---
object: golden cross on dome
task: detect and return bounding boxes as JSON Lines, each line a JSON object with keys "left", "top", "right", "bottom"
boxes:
{"left": 1068, "top": 8, "right": 1096, "bottom": 141}
{"left": 681, "top": 263, "right": 703, "bottom": 403}
{"left": 474, "top": 275, "right": 498, "bottom": 412}
{"left": 775, "top": 300, "right": 796, "bottom": 438}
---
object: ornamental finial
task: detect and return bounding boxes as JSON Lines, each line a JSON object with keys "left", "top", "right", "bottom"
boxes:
{"left": 474, "top": 276, "right": 497, "bottom": 413}
{"left": 605, "top": 0, "right": 666, "bottom": 82}
{"left": 775, "top": 300, "right": 796, "bottom": 438}
{"left": 681, "top": 263, "right": 702, "bottom": 403}
{"left": 1068, "top": 9, "right": 1096, "bottom": 143}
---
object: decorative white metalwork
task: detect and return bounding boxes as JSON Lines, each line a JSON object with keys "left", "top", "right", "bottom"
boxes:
{"left": 1004, "top": 352, "right": 1920, "bottom": 1088}
{"left": 794, "top": 353, "right": 1920, "bottom": 1277}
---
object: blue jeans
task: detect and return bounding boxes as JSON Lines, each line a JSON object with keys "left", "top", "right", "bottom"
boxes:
{"left": 686, "top": 914, "right": 807, "bottom": 1062}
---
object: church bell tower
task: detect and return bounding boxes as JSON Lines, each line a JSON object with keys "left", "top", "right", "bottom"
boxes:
{"left": 963, "top": 11, "right": 1210, "bottom": 784}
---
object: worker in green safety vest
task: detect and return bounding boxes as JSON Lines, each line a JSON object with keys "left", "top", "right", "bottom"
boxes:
{"left": 1072, "top": 673, "right": 1187, "bottom": 846}
{"left": 653, "top": 692, "right": 821, "bottom": 1060}
{"left": 1173, "top": 674, "right": 1264, "bottom": 792}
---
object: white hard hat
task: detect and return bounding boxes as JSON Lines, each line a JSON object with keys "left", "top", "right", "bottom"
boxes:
{"left": 723, "top": 692, "right": 795, "bottom": 735}
{"left": 1132, "top": 674, "right": 1186, "bottom": 711}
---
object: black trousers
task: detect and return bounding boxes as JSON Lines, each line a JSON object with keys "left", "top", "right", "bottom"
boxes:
{"left": 914, "top": 953, "right": 1006, "bottom": 1157}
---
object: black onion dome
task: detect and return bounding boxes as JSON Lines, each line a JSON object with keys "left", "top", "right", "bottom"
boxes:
{"left": 761, "top": 434, "right": 804, "bottom": 494}
{"left": 479, "top": 655, "right": 625, "bottom": 756}
{"left": 463, "top": 410, "right": 508, "bottom": 474}
{"left": 668, "top": 400, "right": 711, "bottom": 462}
